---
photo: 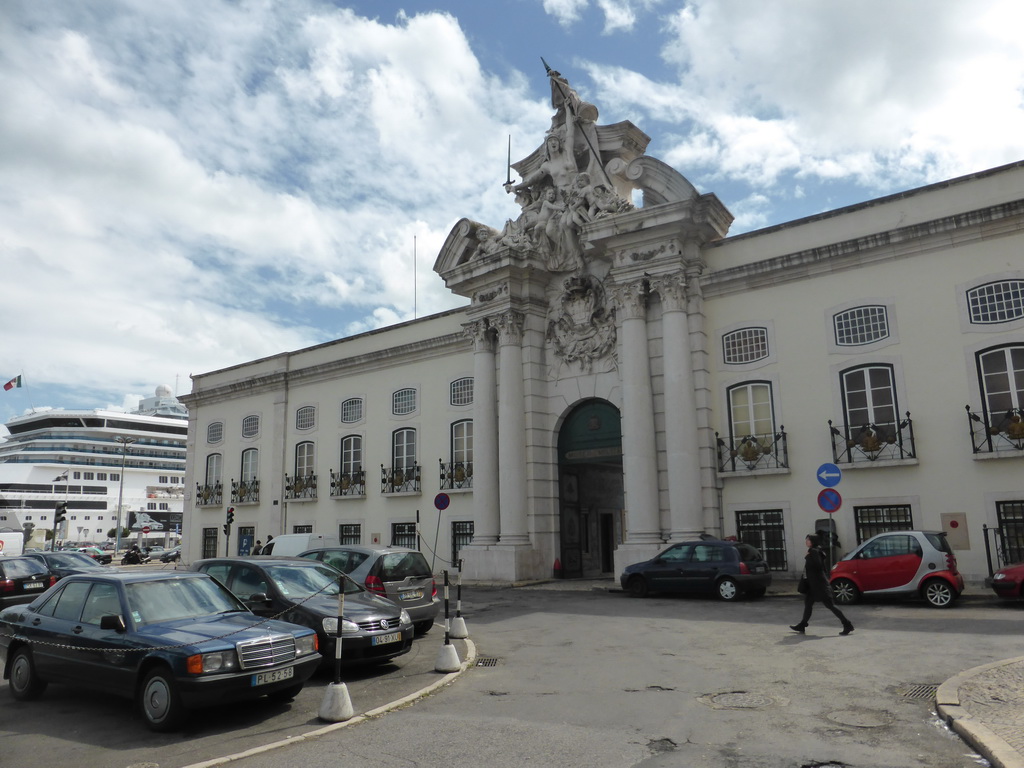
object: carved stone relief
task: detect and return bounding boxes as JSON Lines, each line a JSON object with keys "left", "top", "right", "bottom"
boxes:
{"left": 546, "top": 275, "right": 617, "bottom": 374}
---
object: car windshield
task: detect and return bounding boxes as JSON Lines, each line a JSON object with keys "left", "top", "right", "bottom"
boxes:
{"left": 379, "top": 552, "right": 431, "bottom": 580}
{"left": 264, "top": 563, "right": 361, "bottom": 598}
{"left": 126, "top": 577, "right": 245, "bottom": 626}
{"left": 48, "top": 552, "right": 103, "bottom": 568}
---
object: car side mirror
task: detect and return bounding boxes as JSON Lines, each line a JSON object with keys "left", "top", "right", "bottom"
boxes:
{"left": 248, "top": 592, "right": 270, "bottom": 604}
{"left": 100, "top": 614, "right": 126, "bottom": 632}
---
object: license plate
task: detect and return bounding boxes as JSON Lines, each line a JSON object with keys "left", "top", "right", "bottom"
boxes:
{"left": 251, "top": 666, "right": 294, "bottom": 686}
{"left": 400, "top": 590, "right": 423, "bottom": 601}
{"left": 23, "top": 582, "right": 44, "bottom": 590}
{"left": 371, "top": 631, "right": 402, "bottom": 646}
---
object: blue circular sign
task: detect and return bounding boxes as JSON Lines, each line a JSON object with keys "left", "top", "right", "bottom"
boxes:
{"left": 817, "top": 488, "right": 842, "bottom": 513}
{"left": 434, "top": 493, "right": 450, "bottom": 511}
{"left": 816, "top": 463, "right": 842, "bottom": 488}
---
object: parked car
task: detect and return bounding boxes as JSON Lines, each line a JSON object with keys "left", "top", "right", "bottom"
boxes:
{"left": 829, "top": 530, "right": 963, "bottom": 608}
{"left": 0, "top": 570, "right": 320, "bottom": 731}
{"left": 22, "top": 551, "right": 109, "bottom": 580}
{"left": 0, "top": 557, "right": 57, "bottom": 608}
{"left": 191, "top": 556, "right": 414, "bottom": 665}
{"left": 620, "top": 539, "right": 772, "bottom": 600}
{"left": 298, "top": 545, "right": 440, "bottom": 635}
{"left": 77, "top": 547, "right": 113, "bottom": 565}
{"left": 985, "top": 560, "right": 1024, "bottom": 600}
{"left": 159, "top": 546, "right": 182, "bottom": 563}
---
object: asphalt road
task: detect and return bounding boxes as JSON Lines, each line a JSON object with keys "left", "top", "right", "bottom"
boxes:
{"left": 3, "top": 584, "right": 1023, "bottom": 768}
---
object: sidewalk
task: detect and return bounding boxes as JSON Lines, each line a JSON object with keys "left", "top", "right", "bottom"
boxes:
{"left": 518, "top": 575, "right": 1024, "bottom": 768}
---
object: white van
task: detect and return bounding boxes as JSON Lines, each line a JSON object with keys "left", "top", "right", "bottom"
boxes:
{"left": 261, "top": 533, "right": 339, "bottom": 556}
{"left": 0, "top": 532, "right": 25, "bottom": 557}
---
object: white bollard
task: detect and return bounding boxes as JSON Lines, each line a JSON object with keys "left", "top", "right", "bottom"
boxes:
{"left": 435, "top": 642, "right": 462, "bottom": 673}
{"left": 318, "top": 682, "right": 355, "bottom": 722}
{"left": 449, "top": 615, "right": 469, "bottom": 639}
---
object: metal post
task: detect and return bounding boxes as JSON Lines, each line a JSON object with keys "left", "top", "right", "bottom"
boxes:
{"left": 114, "top": 437, "right": 136, "bottom": 559}
{"left": 443, "top": 569, "right": 450, "bottom": 645}
{"left": 334, "top": 583, "right": 345, "bottom": 683}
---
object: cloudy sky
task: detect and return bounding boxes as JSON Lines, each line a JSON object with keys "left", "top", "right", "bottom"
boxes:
{"left": 3, "top": 0, "right": 1024, "bottom": 429}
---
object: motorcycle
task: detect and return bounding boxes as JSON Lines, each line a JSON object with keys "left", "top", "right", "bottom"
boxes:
{"left": 121, "top": 548, "right": 151, "bottom": 565}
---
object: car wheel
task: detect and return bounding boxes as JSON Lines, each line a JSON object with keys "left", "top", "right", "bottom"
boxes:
{"left": 831, "top": 578, "right": 859, "bottom": 605}
{"left": 266, "top": 683, "right": 305, "bottom": 703}
{"left": 139, "top": 667, "right": 186, "bottom": 732}
{"left": 923, "top": 578, "right": 956, "bottom": 608}
{"left": 9, "top": 647, "right": 47, "bottom": 701}
{"left": 716, "top": 577, "right": 740, "bottom": 601}
{"left": 414, "top": 621, "right": 433, "bottom": 636}
{"left": 626, "top": 576, "right": 649, "bottom": 598}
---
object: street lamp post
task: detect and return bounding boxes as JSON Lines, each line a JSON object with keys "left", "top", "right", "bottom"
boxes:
{"left": 114, "top": 437, "right": 137, "bottom": 557}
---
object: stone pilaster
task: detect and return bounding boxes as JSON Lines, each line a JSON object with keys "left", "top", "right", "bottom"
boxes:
{"left": 494, "top": 311, "right": 530, "bottom": 545}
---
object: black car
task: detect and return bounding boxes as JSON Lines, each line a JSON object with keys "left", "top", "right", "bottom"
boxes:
{"left": 620, "top": 539, "right": 772, "bottom": 600}
{"left": 191, "top": 557, "right": 414, "bottom": 665}
{"left": 23, "top": 551, "right": 109, "bottom": 581}
{"left": 0, "top": 557, "right": 57, "bottom": 608}
{"left": 0, "top": 570, "right": 320, "bottom": 731}
{"left": 159, "top": 546, "right": 182, "bottom": 563}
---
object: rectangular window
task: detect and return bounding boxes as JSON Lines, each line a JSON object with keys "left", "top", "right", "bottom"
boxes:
{"left": 996, "top": 501, "right": 1024, "bottom": 566}
{"left": 339, "top": 523, "right": 361, "bottom": 545}
{"left": 341, "top": 398, "right": 363, "bottom": 424}
{"left": 853, "top": 504, "right": 913, "bottom": 544}
{"left": 97, "top": 473, "right": 107, "bottom": 481}
{"left": 293, "top": 524, "right": 313, "bottom": 534}
{"left": 202, "top": 527, "right": 218, "bottom": 559}
{"left": 158, "top": 476, "right": 169, "bottom": 484}
{"left": 392, "top": 388, "right": 417, "bottom": 415}
{"left": 722, "top": 327, "right": 769, "bottom": 364}
{"left": 450, "top": 377, "right": 474, "bottom": 406}
{"left": 83, "top": 472, "right": 94, "bottom": 480}
{"left": 391, "top": 522, "right": 417, "bottom": 549}
{"left": 735, "top": 509, "right": 787, "bottom": 571}
{"left": 452, "top": 521, "right": 474, "bottom": 565}
{"left": 834, "top": 306, "right": 890, "bottom": 346}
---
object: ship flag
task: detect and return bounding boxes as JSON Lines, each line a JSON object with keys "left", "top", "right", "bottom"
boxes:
{"left": 3, "top": 375, "right": 21, "bottom": 391}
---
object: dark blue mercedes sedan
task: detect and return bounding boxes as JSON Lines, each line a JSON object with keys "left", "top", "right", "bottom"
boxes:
{"left": 0, "top": 570, "right": 320, "bottom": 731}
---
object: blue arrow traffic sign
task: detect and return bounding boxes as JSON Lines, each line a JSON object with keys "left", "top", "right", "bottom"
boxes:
{"left": 817, "top": 488, "right": 842, "bottom": 513}
{"left": 816, "top": 462, "right": 842, "bottom": 488}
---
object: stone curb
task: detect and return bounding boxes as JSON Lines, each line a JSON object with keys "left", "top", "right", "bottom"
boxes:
{"left": 179, "top": 637, "right": 477, "bottom": 768}
{"left": 936, "top": 656, "right": 1024, "bottom": 768}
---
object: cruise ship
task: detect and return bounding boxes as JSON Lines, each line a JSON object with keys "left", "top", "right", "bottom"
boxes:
{"left": 0, "top": 386, "right": 188, "bottom": 549}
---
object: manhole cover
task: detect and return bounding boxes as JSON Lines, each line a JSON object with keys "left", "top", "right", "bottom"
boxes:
{"left": 896, "top": 683, "right": 938, "bottom": 700}
{"left": 826, "top": 709, "right": 892, "bottom": 728}
{"left": 705, "top": 691, "right": 776, "bottom": 709}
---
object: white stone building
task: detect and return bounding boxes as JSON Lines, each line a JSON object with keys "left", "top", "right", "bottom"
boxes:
{"left": 181, "top": 71, "right": 1024, "bottom": 584}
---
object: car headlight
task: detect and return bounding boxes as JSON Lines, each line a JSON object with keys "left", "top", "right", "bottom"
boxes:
{"left": 400, "top": 609, "right": 412, "bottom": 626}
{"left": 187, "top": 650, "right": 239, "bottom": 675}
{"left": 295, "top": 633, "right": 318, "bottom": 656}
{"left": 322, "top": 617, "right": 359, "bottom": 634}
{"left": 993, "top": 573, "right": 1007, "bottom": 580}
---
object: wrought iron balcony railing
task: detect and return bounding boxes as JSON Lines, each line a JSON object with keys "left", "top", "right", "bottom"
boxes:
{"left": 381, "top": 464, "right": 421, "bottom": 494}
{"left": 284, "top": 473, "right": 317, "bottom": 500}
{"left": 195, "top": 482, "right": 223, "bottom": 507}
{"left": 439, "top": 459, "right": 473, "bottom": 490}
{"left": 966, "top": 406, "right": 1024, "bottom": 454}
{"left": 230, "top": 478, "right": 260, "bottom": 504}
{"left": 829, "top": 412, "right": 915, "bottom": 463}
{"left": 329, "top": 468, "right": 365, "bottom": 497}
{"left": 715, "top": 429, "right": 788, "bottom": 472}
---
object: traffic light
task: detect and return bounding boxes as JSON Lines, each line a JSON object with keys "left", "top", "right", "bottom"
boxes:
{"left": 53, "top": 501, "right": 67, "bottom": 527}
{"left": 226, "top": 507, "right": 235, "bottom": 526}
{"left": 222, "top": 523, "right": 230, "bottom": 535}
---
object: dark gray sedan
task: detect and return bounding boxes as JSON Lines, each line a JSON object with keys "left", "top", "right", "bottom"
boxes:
{"left": 191, "top": 556, "right": 414, "bottom": 666}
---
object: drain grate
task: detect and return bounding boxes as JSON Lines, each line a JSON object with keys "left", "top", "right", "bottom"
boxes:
{"left": 897, "top": 684, "right": 938, "bottom": 700}
{"left": 476, "top": 657, "right": 500, "bottom": 667}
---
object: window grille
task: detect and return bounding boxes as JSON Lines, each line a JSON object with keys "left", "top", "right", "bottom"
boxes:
{"left": 293, "top": 525, "right": 313, "bottom": 534}
{"left": 854, "top": 505, "right": 913, "bottom": 543}
{"left": 207, "top": 422, "right": 224, "bottom": 443}
{"left": 968, "top": 280, "right": 1024, "bottom": 324}
{"left": 339, "top": 524, "right": 361, "bottom": 545}
{"left": 834, "top": 306, "right": 889, "bottom": 346}
{"left": 341, "top": 398, "right": 363, "bottom": 423}
{"left": 296, "top": 406, "right": 316, "bottom": 430}
{"left": 392, "top": 522, "right": 417, "bottom": 549}
{"left": 242, "top": 415, "right": 260, "bottom": 438}
{"left": 722, "top": 327, "right": 769, "bottom": 364}
{"left": 735, "top": 510, "right": 787, "bottom": 571}
{"left": 452, "top": 521, "right": 474, "bottom": 565}
{"left": 392, "top": 388, "right": 417, "bottom": 415}
{"left": 450, "top": 377, "right": 474, "bottom": 406}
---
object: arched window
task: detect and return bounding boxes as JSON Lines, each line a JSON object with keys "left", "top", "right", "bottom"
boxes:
{"left": 968, "top": 280, "right": 1024, "bottom": 324}
{"left": 833, "top": 306, "right": 890, "bottom": 346}
{"left": 206, "top": 422, "right": 223, "bottom": 443}
{"left": 450, "top": 378, "right": 474, "bottom": 406}
{"left": 296, "top": 406, "right": 316, "bottom": 430}
{"left": 340, "top": 435, "right": 362, "bottom": 477}
{"left": 722, "top": 327, "right": 769, "bottom": 364}
{"left": 205, "top": 454, "right": 222, "bottom": 485}
{"left": 841, "top": 365, "right": 897, "bottom": 429}
{"left": 242, "top": 415, "right": 260, "bottom": 438}
{"left": 341, "top": 397, "right": 363, "bottom": 423}
{"left": 392, "top": 388, "right": 417, "bottom": 415}
{"left": 295, "top": 441, "right": 315, "bottom": 476}
{"left": 727, "top": 382, "right": 775, "bottom": 438}
{"left": 240, "top": 448, "right": 258, "bottom": 481}
{"left": 451, "top": 420, "right": 473, "bottom": 464}
{"left": 393, "top": 429, "right": 416, "bottom": 470}
{"left": 978, "top": 345, "right": 1024, "bottom": 417}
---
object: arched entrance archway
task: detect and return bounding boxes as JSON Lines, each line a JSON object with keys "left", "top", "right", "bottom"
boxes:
{"left": 557, "top": 399, "right": 624, "bottom": 578}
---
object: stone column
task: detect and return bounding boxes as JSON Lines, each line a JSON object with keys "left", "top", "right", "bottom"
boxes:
{"left": 495, "top": 310, "right": 530, "bottom": 545}
{"left": 465, "top": 319, "right": 499, "bottom": 546}
{"left": 651, "top": 272, "right": 704, "bottom": 540}
{"left": 611, "top": 281, "right": 662, "bottom": 544}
